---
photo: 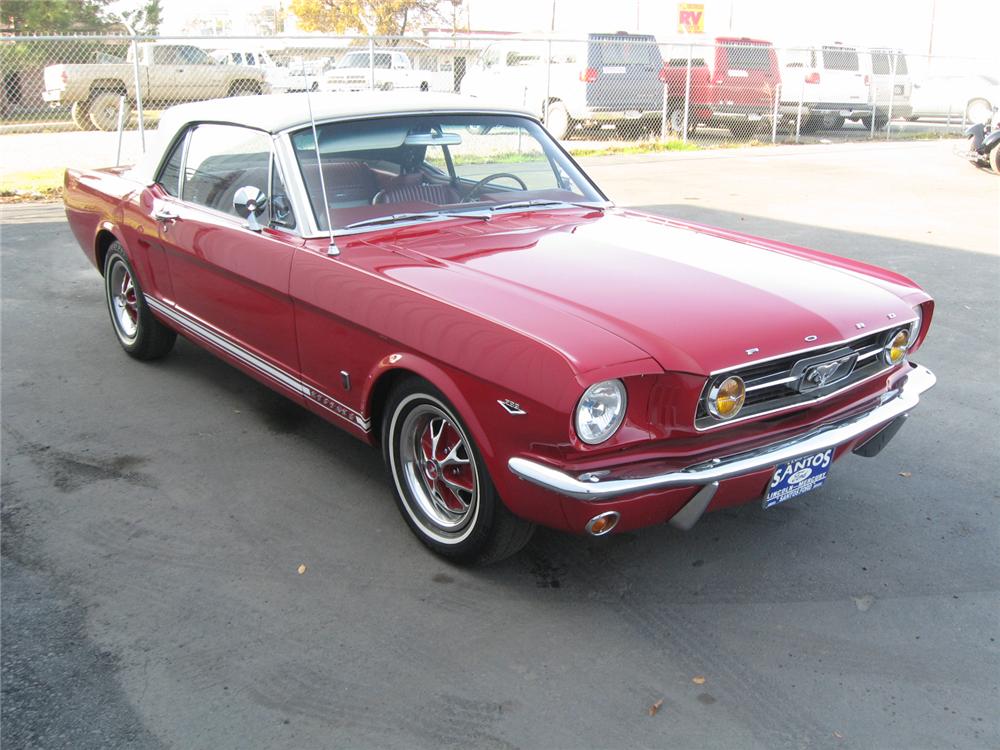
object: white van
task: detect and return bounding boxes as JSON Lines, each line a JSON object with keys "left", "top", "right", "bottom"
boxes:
{"left": 779, "top": 44, "right": 869, "bottom": 131}
{"left": 460, "top": 33, "right": 666, "bottom": 139}
{"left": 861, "top": 49, "right": 913, "bottom": 127}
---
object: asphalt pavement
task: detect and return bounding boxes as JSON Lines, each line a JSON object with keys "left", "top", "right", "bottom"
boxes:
{"left": 2, "top": 140, "right": 998, "bottom": 749}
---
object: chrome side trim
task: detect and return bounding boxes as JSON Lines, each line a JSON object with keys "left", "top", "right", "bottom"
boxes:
{"left": 508, "top": 364, "right": 935, "bottom": 501}
{"left": 144, "top": 297, "right": 371, "bottom": 432}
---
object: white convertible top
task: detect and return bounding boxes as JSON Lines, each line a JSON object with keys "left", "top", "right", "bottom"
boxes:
{"left": 129, "top": 92, "right": 536, "bottom": 184}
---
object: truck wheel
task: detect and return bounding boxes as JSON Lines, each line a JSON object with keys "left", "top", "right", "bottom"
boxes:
{"left": 103, "top": 242, "right": 176, "bottom": 360}
{"left": 383, "top": 377, "right": 534, "bottom": 564}
{"left": 668, "top": 108, "right": 697, "bottom": 137}
{"left": 228, "top": 81, "right": 262, "bottom": 96}
{"left": 990, "top": 144, "right": 1000, "bottom": 175}
{"left": 88, "top": 92, "right": 131, "bottom": 131}
{"left": 545, "top": 100, "right": 572, "bottom": 139}
{"left": 70, "top": 100, "right": 96, "bottom": 130}
{"left": 860, "top": 115, "right": 888, "bottom": 130}
{"left": 966, "top": 98, "right": 992, "bottom": 123}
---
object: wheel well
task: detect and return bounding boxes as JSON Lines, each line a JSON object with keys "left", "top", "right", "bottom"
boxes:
{"left": 94, "top": 229, "right": 118, "bottom": 275}
{"left": 89, "top": 80, "right": 128, "bottom": 98}
{"left": 366, "top": 368, "right": 419, "bottom": 445}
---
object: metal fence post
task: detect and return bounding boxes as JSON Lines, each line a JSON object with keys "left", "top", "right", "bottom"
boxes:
{"left": 795, "top": 78, "right": 804, "bottom": 144}
{"left": 660, "top": 82, "right": 668, "bottom": 141}
{"left": 885, "top": 52, "right": 897, "bottom": 141}
{"left": 543, "top": 39, "right": 552, "bottom": 128}
{"left": 115, "top": 95, "right": 126, "bottom": 165}
{"left": 870, "top": 85, "right": 878, "bottom": 138}
{"left": 368, "top": 37, "right": 375, "bottom": 91}
{"left": 130, "top": 32, "right": 145, "bottom": 151}
{"left": 770, "top": 84, "right": 779, "bottom": 143}
{"left": 682, "top": 44, "right": 692, "bottom": 144}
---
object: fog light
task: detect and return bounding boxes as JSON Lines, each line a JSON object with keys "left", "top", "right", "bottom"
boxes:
{"left": 883, "top": 328, "right": 910, "bottom": 365}
{"left": 585, "top": 511, "right": 620, "bottom": 536}
{"left": 707, "top": 375, "right": 746, "bottom": 420}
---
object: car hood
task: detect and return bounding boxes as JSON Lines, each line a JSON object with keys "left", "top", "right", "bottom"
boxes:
{"left": 381, "top": 209, "right": 919, "bottom": 375}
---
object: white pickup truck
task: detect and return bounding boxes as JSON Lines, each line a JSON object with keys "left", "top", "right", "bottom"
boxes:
{"left": 320, "top": 50, "right": 440, "bottom": 93}
{"left": 43, "top": 43, "right": 270, "bottom": 131}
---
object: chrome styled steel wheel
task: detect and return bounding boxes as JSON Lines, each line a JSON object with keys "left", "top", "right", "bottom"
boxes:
{"left": 107, "top": 258, "right": 138, "bottom": 343}
{"left": 394, "top": 398, "right": 480, "bottom": 540}
{"left": 102, "top": 242, "right": 176, "bottom": 360}
{"left": 383, "top": 380, "right": 535, "bottom": 563}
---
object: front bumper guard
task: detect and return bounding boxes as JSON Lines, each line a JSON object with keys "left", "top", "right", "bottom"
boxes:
{"left": 508, "top": 363, "right": 935, "bottom": 503}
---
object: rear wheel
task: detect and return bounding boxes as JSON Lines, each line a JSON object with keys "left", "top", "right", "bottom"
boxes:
{"left": 544, "top": 100, "right": 571, "bottom": 139}
{"left": 860, "top": 115, "right": 888, "bottom": 130}
{"left": 103, "top": 243, "right": 176, "bottom": 360}
{"left": 668, "top": 108, "right": 696, "bottom": 137}
{"left": 88, "top": 91, "right": 130, "bottom": 131}
{"left": 70, "top": 100, "right": 96, "bottom": 130}
{"left": 383, "top": 378, "right": 534, "bottom": 564}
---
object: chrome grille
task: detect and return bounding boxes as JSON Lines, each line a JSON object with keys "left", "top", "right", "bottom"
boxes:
{"left": 695, "top": 326, "right": 905, "bottom": 430}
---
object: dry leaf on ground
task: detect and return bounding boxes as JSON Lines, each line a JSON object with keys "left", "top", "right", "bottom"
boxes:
{"left": 648, "top": 699, "right": 663, "bottom": 716}
{"left": 297, "top": 564, "right": 307, "bottom": 575}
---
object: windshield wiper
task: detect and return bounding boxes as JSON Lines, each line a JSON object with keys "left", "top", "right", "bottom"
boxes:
{"left": 338, "top": 209, "right": 492, "bottom": 233}
{"left": 340, "top": 212, "right": 442, "bottom": 231}
{"left": 488, "top": 199, "right": 607, "bottom": 213}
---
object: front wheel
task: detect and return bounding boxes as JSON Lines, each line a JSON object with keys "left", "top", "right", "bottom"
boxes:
{"left": 104, "top": 243, "right": 176, "bottom": 360}
{"left": 990, "top": 143, "right": 1000, "bottom": 175}
{"left": 383, "top": 378, "right": 534, "bottom": 564}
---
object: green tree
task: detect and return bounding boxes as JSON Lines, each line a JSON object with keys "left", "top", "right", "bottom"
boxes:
{"left": 289, "top": 0, "right": 441, "bottom": 37}
{"left": 1, "top": 0, "right": 112, "bottom": 33}
{"left": 119, "top": 0, "right": 162, "bottom": 36}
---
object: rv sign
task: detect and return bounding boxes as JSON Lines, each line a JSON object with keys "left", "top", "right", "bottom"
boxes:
{"left": 677, "top": 3, "right": 705, "bottom": 34}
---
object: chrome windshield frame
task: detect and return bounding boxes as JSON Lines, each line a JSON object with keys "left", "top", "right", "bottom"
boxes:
{"left": 275, "top": 110, "right": 612, "bottom": 240}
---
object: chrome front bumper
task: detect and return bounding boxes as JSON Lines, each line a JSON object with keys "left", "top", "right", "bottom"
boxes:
{"left": 509, "top": 363, "right": 935, "bottom": 502}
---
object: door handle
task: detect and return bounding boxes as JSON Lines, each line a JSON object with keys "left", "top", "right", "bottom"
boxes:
{"left": 153, "top": 207, "right": 178, "bottom": 221}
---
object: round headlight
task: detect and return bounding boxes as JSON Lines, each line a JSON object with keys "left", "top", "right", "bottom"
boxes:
{"left": 910, "top": 305, "right": 923, "bottom": 341}
{"left": 883, "top": 327, "right": 910, "bottom": 365}
{"left": 575, "top": 380, "right": 627, "bottom": 445}
{"left": 707, "top": 375, "right": 746, "bottom": 420}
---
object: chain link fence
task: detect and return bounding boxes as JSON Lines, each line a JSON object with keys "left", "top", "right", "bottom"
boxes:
{"left": 1, "top": 32, "right": 995, "bottom": 154}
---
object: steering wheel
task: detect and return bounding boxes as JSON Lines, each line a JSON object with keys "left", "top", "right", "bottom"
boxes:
{"left": 460, "top": 172, "right": 528, "bottom": 202}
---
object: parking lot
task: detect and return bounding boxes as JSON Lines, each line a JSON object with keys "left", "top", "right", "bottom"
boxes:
{"left": 2, "top": 139, "right": 998, "bottom": 749}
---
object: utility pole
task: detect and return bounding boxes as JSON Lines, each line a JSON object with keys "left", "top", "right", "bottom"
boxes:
{"left": 927, "top": 0, "right": 937, "bottom": 56}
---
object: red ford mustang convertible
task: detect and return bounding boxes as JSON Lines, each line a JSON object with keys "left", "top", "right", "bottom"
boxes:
{"left": 64, "top": 93, "right": 936, "bottom": 563}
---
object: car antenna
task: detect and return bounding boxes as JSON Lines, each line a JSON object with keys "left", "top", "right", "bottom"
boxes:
{"left": 303, "top": 59, "right": 339, "bottom": 257}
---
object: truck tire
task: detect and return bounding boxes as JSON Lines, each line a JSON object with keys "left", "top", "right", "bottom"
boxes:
{"left": 70, "top": 100, "right": 96, "bottom": 131}
{"left": 228, "top": 81, "right": 262, "bottom": 97}
{"left": 88, "top": 92, "right": 131, "bottom": 131}
{"left": 544, "top": 100, "right": 572, "bottom": 140}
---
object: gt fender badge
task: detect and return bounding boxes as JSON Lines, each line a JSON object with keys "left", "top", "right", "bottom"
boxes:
{"left": 498, "top": 399, "right": 526, "bottom": 415}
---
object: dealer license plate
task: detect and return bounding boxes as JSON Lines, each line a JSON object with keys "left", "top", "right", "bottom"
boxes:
{"left": 763, "top": 449, "right": 833, "bottom": 509}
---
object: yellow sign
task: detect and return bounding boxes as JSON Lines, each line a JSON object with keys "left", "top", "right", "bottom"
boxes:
{"left": 677, "top": 3, "right": 705, "bottom": 34}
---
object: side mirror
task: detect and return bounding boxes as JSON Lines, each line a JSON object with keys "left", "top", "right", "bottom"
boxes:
{"left": 233, "top": 186, "right": 268, "bottom": 232}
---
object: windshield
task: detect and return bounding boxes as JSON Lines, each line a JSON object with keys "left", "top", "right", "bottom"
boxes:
{"left": 289, "top": 114, "right": 604, "bottom": 232}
